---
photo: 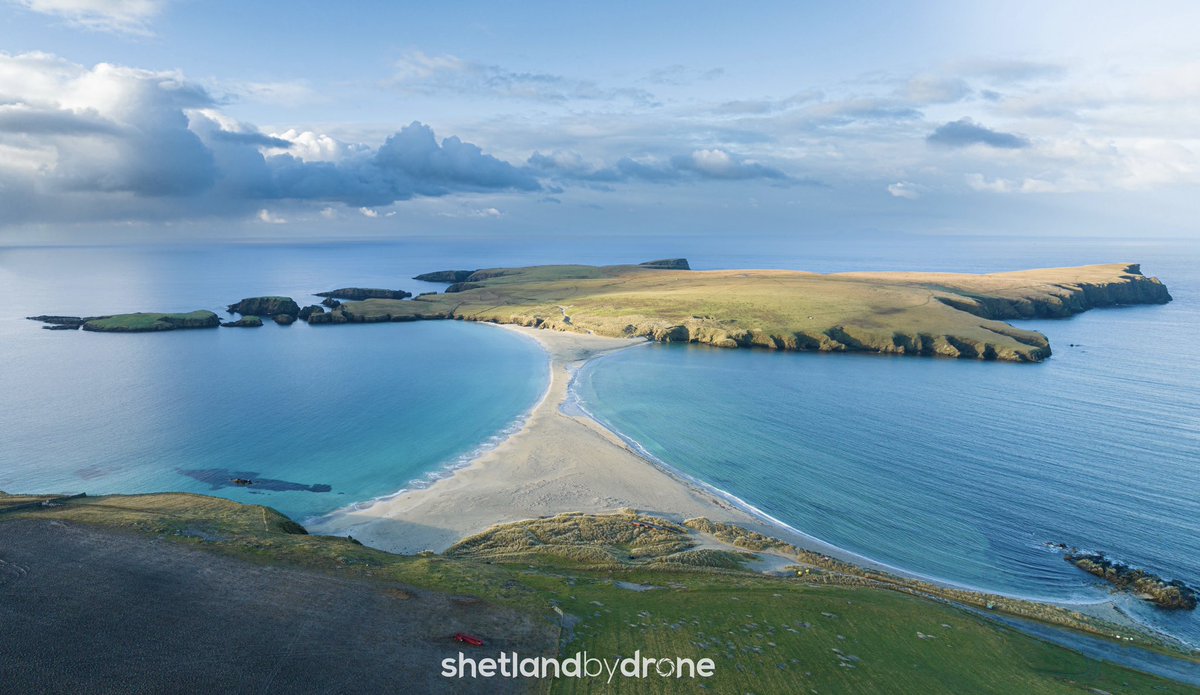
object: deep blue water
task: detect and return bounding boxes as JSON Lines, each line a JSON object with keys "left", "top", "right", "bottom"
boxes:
{"left": 2, "top": 236, "right": 1197, "bottom": 647}
{"left": 575, "top": 240, "right": 1200, "bottom": 646}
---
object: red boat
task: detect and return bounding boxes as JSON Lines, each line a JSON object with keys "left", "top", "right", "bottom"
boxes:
{"left": 453, "top": 633, "right": 484, "bottom": 647}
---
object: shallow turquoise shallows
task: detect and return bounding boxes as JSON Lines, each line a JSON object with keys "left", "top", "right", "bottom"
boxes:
{"left": 0, "top": 244, "right": 551, "bottom": 522}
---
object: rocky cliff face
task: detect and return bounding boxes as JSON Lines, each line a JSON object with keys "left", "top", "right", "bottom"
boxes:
{"left": 314, "top": 288, "right": 412, "bottom": 300}
{"left": 226, "top": 297, "right": 301, "bottom": 317}
{"left": 935, "top": 264, "right": 1172, "bottom": 320}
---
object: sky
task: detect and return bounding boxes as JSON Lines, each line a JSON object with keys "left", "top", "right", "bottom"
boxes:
{"left": 0, "top": 0, "right": 1198, "bottom": 244}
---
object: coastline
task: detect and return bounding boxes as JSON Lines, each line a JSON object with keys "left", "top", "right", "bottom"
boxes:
{"left": 307, "top": 322, "right": 1176, "bottom": 647}
{"left": 309, "top": 324, "right": 765, "bottom": 553}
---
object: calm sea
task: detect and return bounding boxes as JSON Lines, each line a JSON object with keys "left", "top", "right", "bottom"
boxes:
{"left": 575, "top": 236, "right": 1200, "bottom": 646}
{"left": 1, "top": 235, "right": 1196, "bottom": 646}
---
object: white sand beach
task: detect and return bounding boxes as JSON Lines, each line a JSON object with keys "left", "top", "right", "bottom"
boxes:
{"left": 309, "top": 325, "right": 764, "bottom": 554}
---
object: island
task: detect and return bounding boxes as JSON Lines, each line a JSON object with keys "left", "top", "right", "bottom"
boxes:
{"left": 315, "top": 287, "right": 413, "bottom": 300}
{"left": 27, "top": 260, "right": 1171, "bottom": 362}
{"left": 226, "top": 296, "right": 301, "bottom": 317}
{"left": 314, "top": 260, "right": 1171, "bottom": 362}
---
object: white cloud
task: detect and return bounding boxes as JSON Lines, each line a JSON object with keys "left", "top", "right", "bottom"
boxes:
{"left": 319, "top": 206, "right": 336, "bottom": 219}
{"left": 0, "top": 52, "right": 543, "bottom": 227}
{"left": 257, "top": 209, "right": 285, "bottom": 224}
{"left": 887, "top": 182, "right": 921, "bottom": 199}
{"left": 358, "top": 207, "right": 378, "bottom": 218}
{"left": 11, "top": 0, "right": 164, "bottom": 35}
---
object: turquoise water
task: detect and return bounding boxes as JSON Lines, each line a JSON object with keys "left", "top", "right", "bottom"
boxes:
{"left": 575, "top": 246, "right": 1200, "bottom": 646}
{"left": 0, "top": 245, "right": 549, "bottom": 521}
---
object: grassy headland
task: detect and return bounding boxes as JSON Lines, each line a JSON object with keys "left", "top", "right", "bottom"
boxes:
{"left": 328, "top": 261, "right": 1170, "bottom": 362}
{"left": 2, "top": 492, "right": 1194, "bottom": 694}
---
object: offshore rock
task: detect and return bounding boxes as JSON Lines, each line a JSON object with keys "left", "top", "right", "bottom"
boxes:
{"left": 226, "top": 296, "right": 301, "bottom": 317}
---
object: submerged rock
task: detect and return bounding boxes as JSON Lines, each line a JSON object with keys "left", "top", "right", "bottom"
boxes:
{"left": 226, "top": 296, "right": 301, "bottom": 317}
{"left": 221, "top": 316, "right": 263, "bottom": 328}
{"left": 315, "top": 288, "right": 412, "bottom": 300}
{"left": 273, "top": 314, "right": 296, "bottom": 325}
{"left": 1064, "top": 550, "right": 1197, "bottom": 610}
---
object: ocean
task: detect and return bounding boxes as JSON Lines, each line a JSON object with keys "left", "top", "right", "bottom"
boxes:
{"left": 1, "top": 234, "right": 1196, "bottom": 645}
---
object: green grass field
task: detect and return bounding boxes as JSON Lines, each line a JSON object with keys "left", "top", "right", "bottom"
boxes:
{"left": 335, "top": 261, "right": 1169, "bottom": 362}
{"left": 81, "top": 310, "right": 219, "bottom": 332}
{"left": 3, "top": 493, "right": 1194, "bottom": 694}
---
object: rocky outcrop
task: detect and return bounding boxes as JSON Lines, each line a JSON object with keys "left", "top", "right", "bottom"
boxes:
{"left": 315, "top": 288, "right": 412, "bottom": 300}
{"left": 413, "top": 270, "right": 476, "bottom": 283}
{"left": 320, "top": 297, "right": 342, "bottom": 309}
{"left": 298, "top": 305, "right": 324, "bottom": 321}
{"left": 638, "top": 258, "right": 691, "bottom": 270}
{"left": 27, "top": 315, "right": 86, "bottom": 328}
{"left": 221, "top": 316, "right": 263, "bottom": 328}
{"left": 274, "top": 314, "right": 296, "bottom": 325}
{"left": 1064, "top": 550, "right": 1197, "bottom": 610}
{"left": 306, "top": 308, "right": 348, "bottom": 324}
{"left": 226, "top": 296, "right": 300, "bottom": 317}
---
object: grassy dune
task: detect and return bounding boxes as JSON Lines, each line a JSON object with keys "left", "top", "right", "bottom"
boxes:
{"left": 337, "top": 262, "right": 1170, "bottom": 362}
{"left": 4, "top": 493, "right": 1194, "bottom": 693}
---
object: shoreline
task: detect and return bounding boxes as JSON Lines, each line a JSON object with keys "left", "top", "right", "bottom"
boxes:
{"left": 307, "top": 322, "right": 1177, "bottom": 646}
{"left": 309, "top": 324, "right": 765, "bottom": 553}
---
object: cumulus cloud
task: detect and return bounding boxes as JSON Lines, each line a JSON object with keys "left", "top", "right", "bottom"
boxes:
{"left": 0, "top": 52, "right": 546, "bottom": 226}
{"left": 11, "top": 0, "right": 164, "bottom": 35}
{"left": 927, "top": 118, "right": 1030, "bottom": 149}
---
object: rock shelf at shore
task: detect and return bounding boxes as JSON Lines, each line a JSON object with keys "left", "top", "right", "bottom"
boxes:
{"left": 1063, "top": 549, "right": 1198, "bottom": 610}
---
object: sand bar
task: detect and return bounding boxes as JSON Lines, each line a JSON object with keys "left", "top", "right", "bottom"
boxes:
{"left": 309, "top": 325, "right": 764, "bottom": 554}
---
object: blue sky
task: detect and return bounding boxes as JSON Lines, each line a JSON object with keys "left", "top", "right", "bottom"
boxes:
{"left": 1, "top": 1, "right": 1198, "bottom": 243}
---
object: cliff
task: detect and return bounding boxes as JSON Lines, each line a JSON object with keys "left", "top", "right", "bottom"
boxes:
{"left": 384, "top": 260, "right": 1171, "bottom": 363}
